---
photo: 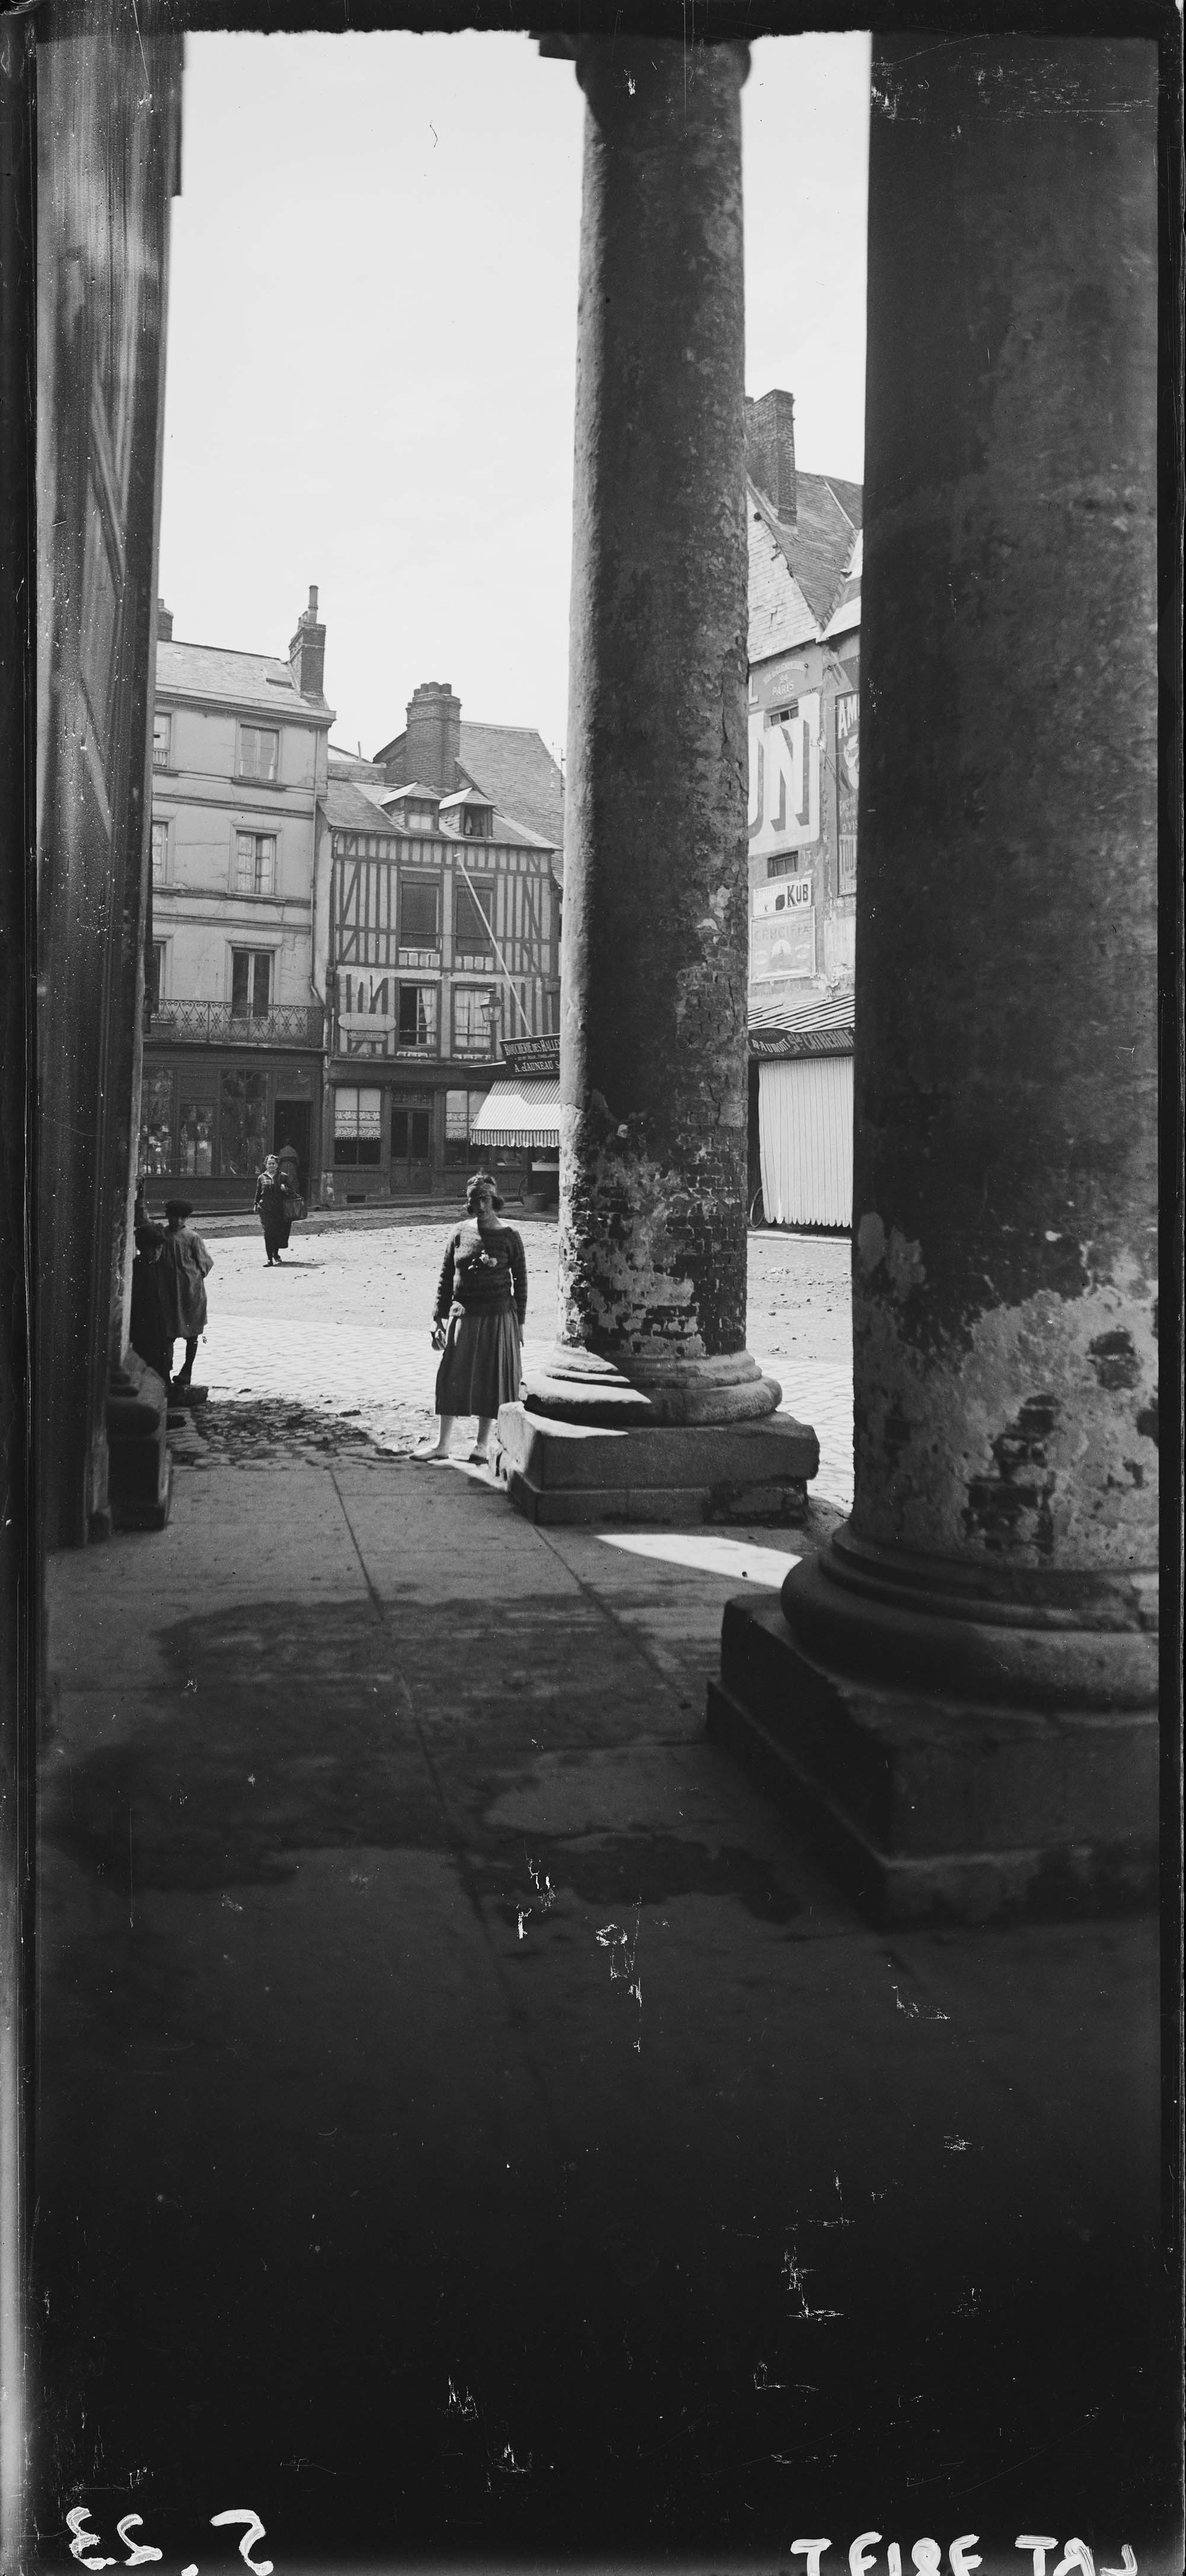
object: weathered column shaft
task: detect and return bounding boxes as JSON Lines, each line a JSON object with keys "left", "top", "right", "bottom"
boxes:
{"left": 711, "top": 34, "right": 1159, "bottom": 1919}
{"left": 846, "top": 33, "right": 1158, "bottom": 1616}
{"left": 556, "top": 36, "right": 758, "bottom": 1396}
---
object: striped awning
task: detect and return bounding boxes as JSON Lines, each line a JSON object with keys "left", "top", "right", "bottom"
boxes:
{"left": 469, "top": 1077, "right": 562, "bottom": 1149}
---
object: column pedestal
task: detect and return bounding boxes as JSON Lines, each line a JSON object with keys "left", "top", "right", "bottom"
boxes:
{"left": 708, "top": 1553, "right": 1158, "bottom": 1924}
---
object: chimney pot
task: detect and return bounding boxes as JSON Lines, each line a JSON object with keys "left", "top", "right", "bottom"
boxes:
{"left": 157, "top": 599, "right": 173, "bottom": 641}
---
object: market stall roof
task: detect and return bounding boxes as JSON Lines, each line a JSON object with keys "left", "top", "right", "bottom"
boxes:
{"left": 469, "top": 1078, "right": 562, "bottom": 1149}
{"left": 748, "top": 990, "right": 855, "bottom": 1059}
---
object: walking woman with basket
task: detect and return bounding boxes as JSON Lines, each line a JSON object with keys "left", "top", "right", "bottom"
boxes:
{"left": 414, "top": 1172, "right": 527, "bottom": 1465}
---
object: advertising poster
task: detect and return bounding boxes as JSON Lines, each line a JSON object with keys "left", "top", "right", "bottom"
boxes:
{"left": 750, "top": 905, "right": 815, "bottom": 981}
{"left": 747, "top": 688, "right": 821, "bottom": 857}
{"left": 837, "top": 688, "right": 859, "bottom": 890}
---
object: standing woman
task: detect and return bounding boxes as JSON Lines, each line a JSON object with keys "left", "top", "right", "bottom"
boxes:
{"left": 415, "top": 1172, "right": 527, "bottom": 1464}
{"left": 254, "top": 1153, "right": 288, "bottom": 1266}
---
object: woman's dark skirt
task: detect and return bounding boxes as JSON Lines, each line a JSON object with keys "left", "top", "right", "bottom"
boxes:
{"left": 258, "top": 1205, "right": 288, "bottom": 1259}
{"left": 434, "top": 1305, "right": 521, "bottom": 1418}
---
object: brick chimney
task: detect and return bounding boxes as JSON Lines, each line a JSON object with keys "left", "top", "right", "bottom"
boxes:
{"left": 745, "top": 388, "right": 797, "bottom": 522}
{"left": 157, "top": 599, "right": 173, "bottom": 640}
{"left": 404, "top": 681, "right": 462, "bottom": 795}
{"left": 289, "top": 584, "right": 326, "bottom": 698}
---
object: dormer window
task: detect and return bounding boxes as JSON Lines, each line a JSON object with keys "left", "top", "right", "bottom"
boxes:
{"left": 461, "top": 805, "right": 492, "bottom": 838}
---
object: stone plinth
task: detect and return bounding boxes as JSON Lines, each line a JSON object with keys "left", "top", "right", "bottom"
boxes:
{"left": 709, "top": 1590, "right": 1158, "bottom": 1925}
{"left": 106, "top": 1351, "right": 172, "bottom": 1533}
{"left": 712, "top": 34, "right": 1159, "bottom": 1920}
{"left": 497, "top": 1403, "right": 818, "bottom": 1529}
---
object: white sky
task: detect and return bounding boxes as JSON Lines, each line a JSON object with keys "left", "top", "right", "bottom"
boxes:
{"left": 158, "top": 30, "right": 870, "bottom": 766}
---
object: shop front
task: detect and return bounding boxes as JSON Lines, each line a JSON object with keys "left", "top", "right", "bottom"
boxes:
{"left": 138, "top": 1042, "right": 323, "bottom": 1213}
{"left": 326, "top": 1072, "right": 503, "bottom": 1205}
{"left": 469, "top": 1033, "right": 561, "bottom": 1208}
{"left": 326, "top": 1039, "right": 562, "bottom": 1209}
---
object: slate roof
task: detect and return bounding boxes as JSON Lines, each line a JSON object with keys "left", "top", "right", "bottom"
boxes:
{"left": 746, "top": 471, "right": 863, "bottom": 663}
{"left": 456, "top": 726, "right": 563, "bottom": 851}
{"left": 326, "top": 779, "right": 400, "bottom": 836}
{"left": 374, "top": 719, "right": 563, "bottom": 854}
{"left": 157, "top": 638, "right": 333, "bottom": 721}
{"left": 329, "top": 747, "right": 387, "bottom": 786}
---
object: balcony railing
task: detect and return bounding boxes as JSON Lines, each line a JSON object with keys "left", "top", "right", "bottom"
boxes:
{"left": 146, "top": 999, "right": 324, "bottom": 1049}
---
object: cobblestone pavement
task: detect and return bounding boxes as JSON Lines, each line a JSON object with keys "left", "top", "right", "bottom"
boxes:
{"left": 192, "top": 1214, "right": 855, "bottom": 1509}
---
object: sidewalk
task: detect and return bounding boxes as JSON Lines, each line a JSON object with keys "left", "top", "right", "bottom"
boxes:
{"left": 36, "top": 1424, "right": 1169, "bottom": 2569}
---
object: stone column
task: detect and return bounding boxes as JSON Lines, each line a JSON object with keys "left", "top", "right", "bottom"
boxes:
{"left": 529, "top": 34, "right": 778, "bottom": 1435}
{"left": 711, "top": 35, "right": 1159, "bottom": 1919}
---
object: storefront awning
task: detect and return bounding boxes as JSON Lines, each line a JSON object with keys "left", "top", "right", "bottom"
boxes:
{"left": 469, "top": 1077, "right": 562, "bottom": 1150}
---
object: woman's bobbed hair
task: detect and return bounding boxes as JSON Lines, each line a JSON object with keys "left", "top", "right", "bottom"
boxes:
{"left": 466, "top": 1170, "right": 503, "bottom": 1215}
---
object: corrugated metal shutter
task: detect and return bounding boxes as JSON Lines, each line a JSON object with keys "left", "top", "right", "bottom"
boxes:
{"left": 758, "top": 1056, "right": 853, "bottom": 1227}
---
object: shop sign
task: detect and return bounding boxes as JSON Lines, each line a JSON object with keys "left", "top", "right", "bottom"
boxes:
{"left": 837, "top": 691, "right": 859, "bottom": 891}
{"left": 502, "top": 1033, "right": 560, "bottom": 1073}
{"left": 753, "top": 876, "right": 813, "bottom": 917}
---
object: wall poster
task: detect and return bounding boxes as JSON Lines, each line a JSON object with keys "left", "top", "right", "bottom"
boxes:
{"left": 836, "top": 689, "right": 859, "bottom": 891}
{"left": 747, "top": 688, "right": 821, "bottom": 857}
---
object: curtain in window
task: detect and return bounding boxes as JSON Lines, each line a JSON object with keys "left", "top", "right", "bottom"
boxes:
{"left": 138, "top": 1068, "right": 174, "bottom": 1174}
{"left": 397, "top": 985, "right": 438, "bottom": 1048}
{"left": 240, "top": 727, "right": 279, "bottom": 781}
{"left": 219, "top": 1069, "right": 269, "bottom": 1174}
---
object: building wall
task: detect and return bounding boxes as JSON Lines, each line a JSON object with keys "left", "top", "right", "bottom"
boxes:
{"left": 141, "top": 681, "right": 329, "bottom": 1208}
{"left": 151, "top": 698, "right": 324, "bottom": 1006}
{"left": 326, "top": 824, "right": 560, "bottom": 1202}
{"left": 747, "top": 624, "right": 860, "bottom": 1019}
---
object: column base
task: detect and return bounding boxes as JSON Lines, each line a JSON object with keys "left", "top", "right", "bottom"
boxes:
{"left": 524, "top": 1343, "right": 782, "bottom": 1427}
{"left": 496, "top": 1402, "right": 819, "bottom": 1527}
{"left": 107, "top": 1350, "right": 173, "bottom": 1534}
{"left": 707, "top": 1584, "right": 1159, "bottom": 1925}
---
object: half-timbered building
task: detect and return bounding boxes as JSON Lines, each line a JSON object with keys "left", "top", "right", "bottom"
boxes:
{"left": 324, "top": 777, "right": 560, "bottom": 1202}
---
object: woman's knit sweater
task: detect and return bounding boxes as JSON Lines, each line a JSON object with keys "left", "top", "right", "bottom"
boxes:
{"left": 434, "top": 1221, "right": 527, "bottom": 1326}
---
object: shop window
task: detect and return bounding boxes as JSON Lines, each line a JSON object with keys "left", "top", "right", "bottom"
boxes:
{"left": 452, "top": 987, "right": 495, "bottom": 1055}
{"left": 139, "top": 1067, "right": 175, "bottom": 1175}
{"left": 334, "top": 1086, "right": 382, "bottom": 1166}
{"left": 400, "top": 878, "right": 439, "bottom": 944}
{"left": 454, "top": 879, "right": 494, "bottom": 947}
{"left": 235, "top": 831, "right": 276, "bottom": 895}
{"left": 179, "top": 1099, "right": 215, "bottom": 1177}
{"left": 444, "top": 1088, "right": 490, "bottom": 1164}
{"left": 391, "top": 1107, "right": 431, "bottom": 1162}
{"left": 151, "top": 818, "right": 168, "bottom": 884}
{"left": 397, "top": 984, "right": 438, "bottom": 1052}
{"left": 231, "top": 949, "right": 272, "bottom": 1018}
{"left": 219, "top": 1069, "right": 269, "bottom": 1176}
{"left": 238, "top": 724, "right": 279, "bottom": 783}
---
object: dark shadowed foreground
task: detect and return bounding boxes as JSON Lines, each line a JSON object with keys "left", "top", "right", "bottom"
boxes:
{"left": 35, "top": 1409, "right": 1168, "bottom": 2571}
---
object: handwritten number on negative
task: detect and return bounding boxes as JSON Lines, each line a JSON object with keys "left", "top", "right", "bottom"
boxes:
{"left": 210, "top": 2508, "right": 274, "bottom": 2575}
